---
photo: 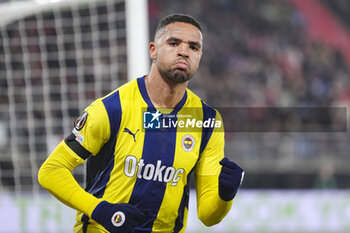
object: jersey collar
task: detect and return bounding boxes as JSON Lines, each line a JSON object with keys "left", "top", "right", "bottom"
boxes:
{"left": 137, "top": 75, "right": 187, "bottom": 115}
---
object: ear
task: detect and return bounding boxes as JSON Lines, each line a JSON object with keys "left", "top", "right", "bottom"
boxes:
{"left": 149, "top": 42, "right": 157, "bottom": 60}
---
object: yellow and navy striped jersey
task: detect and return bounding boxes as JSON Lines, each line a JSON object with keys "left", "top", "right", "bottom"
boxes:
{"left": 66, "top": 76, "right": 224, "bottom": 233}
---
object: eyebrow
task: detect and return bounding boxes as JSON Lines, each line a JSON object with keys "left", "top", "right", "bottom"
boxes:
{"left": 166, "top": 37, "right": 202, "bottom": 49}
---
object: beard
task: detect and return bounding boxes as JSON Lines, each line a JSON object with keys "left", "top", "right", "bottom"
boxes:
{"left": 158, "top": 65, "right": 194, "bottom": 83}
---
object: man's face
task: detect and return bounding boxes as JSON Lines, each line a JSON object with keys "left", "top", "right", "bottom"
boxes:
{"left": 150, "top": 22, "right": 203, "bottom": 83}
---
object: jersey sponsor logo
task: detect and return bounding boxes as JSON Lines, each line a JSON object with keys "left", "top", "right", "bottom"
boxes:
{"left": 74, "top": 112, "right": 88, "bottom": 131}
{"left": 181, "top": 135, "right": 195, "bottom": 152}
{"left": 123, "top": 128, "right": 139, "bottom": 142}
{"left": 111, "top": 211, "right": 125, "bottom": 227}
{"left": 124, "top": 155, "right": 184, "bottom": 186}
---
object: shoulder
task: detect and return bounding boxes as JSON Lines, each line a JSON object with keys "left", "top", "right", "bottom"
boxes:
{"left": 185, "top": 88, "right": 204, "bottom": 107}
{"left": 186, "top": 88, "right": 220, "bottom": 117}
{"left": 101, "top": 78, "right": 139, "bottom": 99}
{"left": 98, "top": 78, "right": 140, "bottom": 108}
{"left": 117, "top": 78, "right": 140, "bottom": 93}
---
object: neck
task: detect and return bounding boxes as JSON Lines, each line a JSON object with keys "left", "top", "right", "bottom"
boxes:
{"left": 145, "top": 64, "right": 188, "bottom": 109}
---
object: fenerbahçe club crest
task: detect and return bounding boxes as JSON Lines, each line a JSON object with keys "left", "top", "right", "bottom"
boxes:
{"left": 182, "top": 135, "right": 195, "bottom": 152}
{"left": 111, "top": 211, "right": 125, "bottom": 227}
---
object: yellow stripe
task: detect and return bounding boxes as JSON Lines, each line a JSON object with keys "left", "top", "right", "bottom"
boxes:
{"left": 152, "top": 91, "right": 203, "bottom": 232}
{"left": 102, "top": 79, "right": 148, "bottom": 203}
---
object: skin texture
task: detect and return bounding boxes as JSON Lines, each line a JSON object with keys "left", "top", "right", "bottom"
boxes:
{"left": 145, "top": 22, "right": 203, "bottom": 108}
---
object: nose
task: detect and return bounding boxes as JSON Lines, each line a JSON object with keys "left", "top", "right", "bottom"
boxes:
{"left": 177, "top": 43, "right": 189, "bottom": 58}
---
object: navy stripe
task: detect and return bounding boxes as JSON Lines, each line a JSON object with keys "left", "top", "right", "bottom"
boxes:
{"left": 82, "top": 223, "right": 88, "bottom": 233}
{"left": 173, "top": 168, "right": 195, "bottom": 233}
{"left": 129, "top": 109, "right": 178, "bottom": 231}
{"left": 81, "top": 214, "right": 89, "bottom": 233}
{"left": 199, "top": 101, "right": 217, "bottom": 154}
{"left": 137, "top": 76, "right": 153, "bottom": 107}
{"left": 85, "top": 91, "right": 122, "bottom": 198}
{"left": 129, "top": 77, "right": 187, "bottom": 231}
{"left": 173, "top": 90, "right": 187, "bottom": 115}
{"left": 134, "top": 230, "right": 151, "bottom": 233}
{"left": 173, "top": 185, "right": 189, "bottom": 233}
{"left": 103, "top": 91, "right": 122, "bottom": 136}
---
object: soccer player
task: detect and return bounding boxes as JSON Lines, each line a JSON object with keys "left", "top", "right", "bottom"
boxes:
{"left": 38, "top": 14, "right": 244, "bottom": 233}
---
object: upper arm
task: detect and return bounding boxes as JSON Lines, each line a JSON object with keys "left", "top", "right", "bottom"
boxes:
{"left": 38, "top": 141, "right": 85, "bottom": 189}
{"left": 65, "top": 99, "right": 111, "bottom": 159}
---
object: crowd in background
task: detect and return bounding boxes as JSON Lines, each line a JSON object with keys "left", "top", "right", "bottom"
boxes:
{"left": 149, "top": 0, "right": 350, "bottom": 108}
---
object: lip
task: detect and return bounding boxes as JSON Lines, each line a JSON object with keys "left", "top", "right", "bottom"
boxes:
{"left": 174, "top": 61, "right": 188, "bottom": 70}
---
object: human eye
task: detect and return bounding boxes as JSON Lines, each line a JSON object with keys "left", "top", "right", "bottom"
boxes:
{"left": 190, "top": 45, "right": 199, "bottom": 51}
{"left": 189, "top": 42, "right": 200, "bottom": 51}
{"left": 168, "top": 40, "right": 178, "bottom": 46}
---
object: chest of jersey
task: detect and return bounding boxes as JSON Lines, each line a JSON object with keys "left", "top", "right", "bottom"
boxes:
{"left": 114, "top": 102, "right": 202, "bottom": 187}
{"left": 78, "top": 77, "right": 221, "bottom": 232}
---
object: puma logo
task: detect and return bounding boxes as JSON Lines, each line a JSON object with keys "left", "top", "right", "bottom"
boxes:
{"left": 123, "top": 128, "right": 139, "bottom": 142}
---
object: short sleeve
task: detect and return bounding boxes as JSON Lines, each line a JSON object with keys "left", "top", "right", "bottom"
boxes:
{"left": 195, "top": 110, "right": 225, "bottom": 176}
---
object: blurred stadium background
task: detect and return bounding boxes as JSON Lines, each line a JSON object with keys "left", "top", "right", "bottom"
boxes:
{"left": 1, "top": 0, "right": 350, "bottom": 232}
